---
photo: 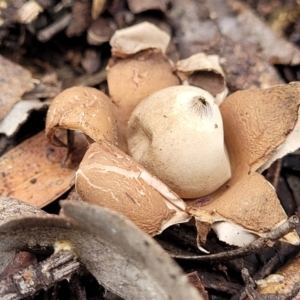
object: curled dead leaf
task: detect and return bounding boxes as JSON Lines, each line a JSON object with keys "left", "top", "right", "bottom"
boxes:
{"left": 0, "top": 199, "right": 203, "bottom": 300}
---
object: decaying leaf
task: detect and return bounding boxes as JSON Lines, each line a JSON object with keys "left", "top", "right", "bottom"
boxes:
{"left": 188, "top": 82, "right": 300, "bottom": 247}
{"left": 76, "top": 141, "right": 190, "bottom": 236}
{"left": 0, "top": 55, "right": 34, "bottom": 121}
{"left": 0, "top": 131, "right": 87, "bottom": 208}
{"left": 0, "top": 199, "right": 203, "bottom": 300}
{"left": 0, "top": 100, "right": 50, "bottom": 137}
{"left": 169, "top": 0, "right": 284, "bottom": 91}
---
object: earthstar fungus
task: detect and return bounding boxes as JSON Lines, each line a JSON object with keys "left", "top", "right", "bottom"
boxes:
{"left": 128, "top": 82, "right": 300, "bottom": 247}
{"left": 127, "top": 85, "right": 232, "bottom": 199}
{"left": 107, "top": 22, "right": 179, "bottom": 151}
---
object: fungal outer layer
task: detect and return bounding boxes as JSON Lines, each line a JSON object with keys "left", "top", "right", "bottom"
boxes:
{"left": 107, "top": 49, "right": 180, "bottom": 152}
{"left": 110, "top": 22, "right": 171, "bottom": 57}
{"left": 45, "top": 86, "right": 117, "bottom": 146}
{"left": 75, "top": 141, "right": 190, "bottom": 236}
{"left": 127, "top": 85, "right": 231, "bottom": 199}
{"left": 175, "top": 52, "right": 228, "bottom": 104}
{"left": 107, "top": 22, "right": 179, "bottom": 152}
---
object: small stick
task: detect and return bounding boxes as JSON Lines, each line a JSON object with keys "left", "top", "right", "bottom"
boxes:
{"left": 37, "top": 13, "right": 72, "bottom": 42}
{"left": 171, "top": 216, "right": 299, "bottom": 262}
{"left": 0, "top": 249, "right": 80, "bottom": 299}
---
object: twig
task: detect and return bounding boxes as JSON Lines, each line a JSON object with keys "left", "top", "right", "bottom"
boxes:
{"left": 241, "top": 269, "right": 261, "bottom": 300}
{"left": 0, "top": 249, "right": 80, "bottom": 300}
{"left": 171, "top": 216, "right": 299, "bottom": 262}
{"left": 37, "top": 13, "right": 72, "bottom": 42}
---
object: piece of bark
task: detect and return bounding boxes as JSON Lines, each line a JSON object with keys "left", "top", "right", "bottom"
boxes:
{"left": 0, "top": 55, "right": 33, "bottom": 121}
{"left": 0, "top": 196, "right": 47, "bottom": 223}
{"left": 168, "top": 0, "right": 284, "bottom": 92}
{"left": 0, "top": 251, "right": 36, "bottom": 281}
{"left": 200, "top": 269, "right": 243, "bottom": 296}
{"left": 0, "top": 99, "right": 50, "bottom": 137}
{"left": 0, "top": 131, "right": 87, "bottom": 208}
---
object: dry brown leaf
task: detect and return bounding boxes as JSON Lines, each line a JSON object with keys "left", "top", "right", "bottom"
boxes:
{"left": 0, "top": 199, "right": 203, "bottom": 300}
{"left": 0, "top": 131, "right": 87, "bottom": 208}
{"left": 0, "top": 55, "right": 34, "bottom": 121}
